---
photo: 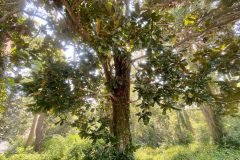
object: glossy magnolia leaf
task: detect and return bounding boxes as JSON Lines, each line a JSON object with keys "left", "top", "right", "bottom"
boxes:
{"left": 184, "top": 14, "right": 198, "bottom": 26}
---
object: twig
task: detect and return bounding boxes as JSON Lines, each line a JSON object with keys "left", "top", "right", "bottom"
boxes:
{"left": 0, "top": 0, "right": 23, "bottom": 6}
{"left": 23, "top": 10, "right": 50, "bottom": 23}
{"left": 78, "top": 87, "right": 115, "bottom": 99}
{"left": 131, "top": 55, "right": 147, "bottom": 63}
{"left": 28, "top": 25, "right": 47, "bottom": 43}
{"left": 129, "top": 98, "right": 141, "bottom": 104}
{"left": 213, "top": 100, "right": 240, "bottom": 104}
{"left": 0, "top": 9, "right": 20, "bottom": 23}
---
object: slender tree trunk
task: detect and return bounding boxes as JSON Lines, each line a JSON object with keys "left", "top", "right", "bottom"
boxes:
{"left": 175, "top": 111, "right": 184, "bottom": 142}
{"left": 200, "top": 104, "right": 223, "bottom": 145}
{"left": 111, "top": 54, "right": 132, "bottom": 153}
{"left": 0, "top": 78, "right": 16, "bottom": 140}
{"left": 0, "top": 37, "right": 8, "bottom": 76}
{"left": 25, "top": 114, "right": 39, "bottom": 148}
{"left": 182, "top": 109, "right": 193, "bottom": 132}
{"left": 34, "top": 113, "right": 45, "bottom": 152}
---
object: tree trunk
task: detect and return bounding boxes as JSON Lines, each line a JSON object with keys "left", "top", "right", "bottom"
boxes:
{"left": 34, "top": 113, "right": 45, "bottom": 152}
{"left": 182, "top": 109, "right": 193, "bottom": 132}
{"left": 200, "top": 104, "right": 223, "bottom": 145}
{"left": 0, "top": 78, "right": 16, "bottom": 140}
{"left": 25, "top": 114, "right": 39, "bottom": 148}
{"left": 111, "top": 54, "right": 132, "bottom": 153}
{"left": 175, "top": 111, "right": 184, "bottom": 142}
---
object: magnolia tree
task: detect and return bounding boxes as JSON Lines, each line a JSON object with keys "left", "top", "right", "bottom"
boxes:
{"left": 3, "top": 0, "right": 240, "bottom": 157}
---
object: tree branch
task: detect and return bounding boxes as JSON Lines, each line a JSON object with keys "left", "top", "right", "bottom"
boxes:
{"left": 0, "top": 9, "right": 20, "bottom": 23}
{"left": 78, "top": 87, "right": 116, "bottom": 99}
{"left": 131, "top": 55, "right": 147, "bottom": 63}
{"left": 175, "top": 5, "right": 240, "bottom": 47}
{"left": 0, "top": 0, "right": 23, "bottom": 6}
{"left": 148, "top": 0, "right": 188, "bottom": 9}
{"left": 23, "top": 10, "right": 50, "bottom": 22}
{"left": 61, "top": 0, "right": 92, "bottom": 42}
{"left": 213, "top": 99, "right": 240, "bottom": 104}
{"left": 132, "top": 11, "right": 240, "bottom": 62}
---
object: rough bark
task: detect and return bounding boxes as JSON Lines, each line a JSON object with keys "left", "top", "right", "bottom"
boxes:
{"left": 200, "top": 104, "right": 224, "bottom": 145}
{"left": 111, "top": 54, "right": 132, "bottom": 153}
{"left": 25, "top": 114, "right": 39, "bottom": 148}
{"left": 34, "top": 113, "right": 45, "bottom": 152}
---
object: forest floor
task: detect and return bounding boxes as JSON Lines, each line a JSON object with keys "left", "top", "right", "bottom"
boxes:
{"left": 0, "top": 135, "right": 240, "bottom": 160}
{"left": 135, "top": 143, "right": 240, "bottom": 160}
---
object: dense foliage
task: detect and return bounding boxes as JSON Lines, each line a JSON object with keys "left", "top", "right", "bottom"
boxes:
{"left": 0, "top": 0, "right": 240, "bottom": 159}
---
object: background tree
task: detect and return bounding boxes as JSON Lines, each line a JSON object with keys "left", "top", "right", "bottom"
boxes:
{"left": 25, "top": 114, "right": 39, "bottom": 148}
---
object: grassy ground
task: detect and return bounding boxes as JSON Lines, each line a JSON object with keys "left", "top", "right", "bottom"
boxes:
{"left": 0, "top": 135, "right": 240, "bottom": 160}
{"left": 135, "top": 143, "right": 240, "bottom": 160}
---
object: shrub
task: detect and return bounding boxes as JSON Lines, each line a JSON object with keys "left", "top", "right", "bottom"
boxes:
{"left": 3, "top": 134, "right": 91, "bottom": 160}
{"left": 134, "top": 143, "right": 240, "bottom": 160}
{"left": 0, "top": 155, "right": 6, "bottom": 160}
{"left": 6, "top": 153, "right": 42, "bottom": 160}
{"left": 176, "top": 129, "right": 193, "bottom": 145}
{"left": 42, "top": 134, "right": 91, "bottom": 160}
{"left": 222, "top": 116, "right": 240, "bottom": 148}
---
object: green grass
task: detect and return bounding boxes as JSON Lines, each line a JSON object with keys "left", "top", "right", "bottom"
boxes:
{"left": 0, "top": 134, "right": 91, "bottom": 160}
{"left": 135, "top": 143, "right": 240, "bottom": 160}
{"left": 1, "top": 137, "right": 240, "bottom": 160}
